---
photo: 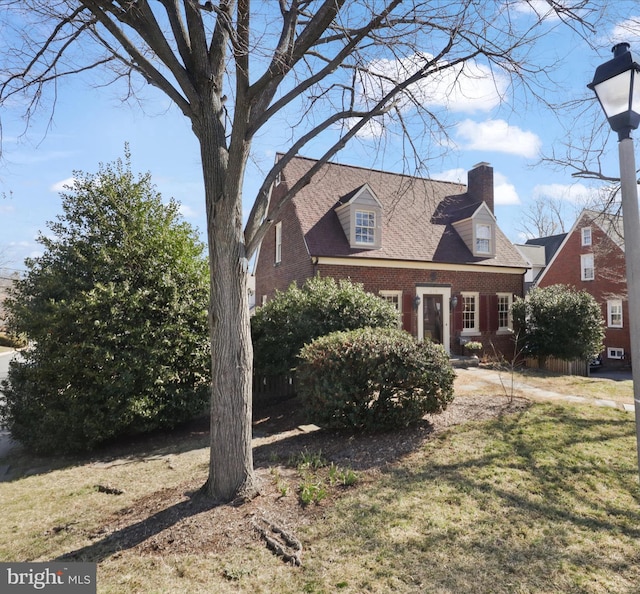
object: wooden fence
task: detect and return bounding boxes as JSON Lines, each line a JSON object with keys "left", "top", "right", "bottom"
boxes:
{"left": 252, "top": 374, "right": 297, "bottom": 405}
{"left": 524, "top": 357, "right": 589, "bottom": 377}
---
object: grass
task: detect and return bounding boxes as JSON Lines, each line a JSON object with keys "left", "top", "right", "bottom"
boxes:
{"left": 1, "top": 388, "right": 639, "bottom": 592}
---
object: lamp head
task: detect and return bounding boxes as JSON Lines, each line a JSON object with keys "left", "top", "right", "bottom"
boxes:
{"left": 588, "top": 43, "right": 640, "bottom": 140}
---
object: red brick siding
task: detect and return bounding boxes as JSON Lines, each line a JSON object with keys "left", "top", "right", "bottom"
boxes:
{"left": 538, "top": 215, "right": 630, "bottom": 367}
{"left": 254, "top": 196, "right": 315, "bottom": 301}
{"left": 316, "top": 263, "right": 522, "bottom": 357}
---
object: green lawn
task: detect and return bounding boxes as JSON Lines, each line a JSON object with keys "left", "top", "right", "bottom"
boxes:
{"left": 1, "top": 398, "right": 638, "bottom": 593}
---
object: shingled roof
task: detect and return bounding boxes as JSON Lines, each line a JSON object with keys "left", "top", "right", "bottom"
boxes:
{"left": 278, "top": 155, "right": 528, "bottom": 268}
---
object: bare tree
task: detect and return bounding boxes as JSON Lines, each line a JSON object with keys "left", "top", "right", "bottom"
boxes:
{"left": 0, "top": 0, "right": 607, "bottom": 502}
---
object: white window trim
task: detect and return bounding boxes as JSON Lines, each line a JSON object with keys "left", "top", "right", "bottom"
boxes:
{"left": 379, "top": 290, "right": 403, "bottom": 328}
{"left": 275, "top": 221, "right": 282, "bottom": 264}
{"left": 581, "top": 253, "right": 594, "bottom": 281}
{"left": 354, "top": 209, "right": 376, "bottom": 245}
{"left": 581, "top": 227, "right": 592, "bottom": 247}
{"left": 607, "top": 299, "right": 623, "bottom": 328}
{"left": 475, "top": 223, "right": 492, "bottom": 255}
{"left": 497, "top": 292, "right": 513, "bottom": 333}
{"left": 460, "top": 291, "right": 480, "bottom": 336}
{"left": 608, "top": 347, "right": 625, "bottom": 360}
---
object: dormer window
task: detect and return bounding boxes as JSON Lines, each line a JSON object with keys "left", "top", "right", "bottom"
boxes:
{"left": 475, "top": 223, "right": 492, "bottom": 254}
{"left": 451, "top": 202, "right": 496, "bottom": 258}
{"left": 355, "top": 210, "right": 376, "bottom": 245}
{"left": 335, "top": 184, "right": 383, "bottom": 250}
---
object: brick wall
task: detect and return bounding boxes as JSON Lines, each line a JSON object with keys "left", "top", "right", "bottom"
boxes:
{"left": 538, "top": 214, "right": 630, "bottom": 367}
{"left": 254, "top": 194, "right": 315, "bottom": 302}
{"left": 317, "top": 262, "right": 523, "bottom": 357}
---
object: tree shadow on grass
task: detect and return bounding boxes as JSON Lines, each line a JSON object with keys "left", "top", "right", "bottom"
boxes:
{"left": 55, "top": 489, "right": 218, "bottom": 563}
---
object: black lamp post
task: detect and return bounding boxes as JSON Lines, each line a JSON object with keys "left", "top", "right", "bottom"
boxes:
{"left": 588, "top": 42, "right": 640, "bottom": 480}
{"left": 588, "top": 43, "right": 640, "bottom": 140}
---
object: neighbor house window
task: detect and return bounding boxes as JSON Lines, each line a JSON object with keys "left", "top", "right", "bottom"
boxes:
{"left": 497, "top": 293, "right": 512, "bottom": 332}
{"left": 275, "top": 221, "right": 282, "bottom": 264}
{"left": 475, "top": 224, "right": 491, "bottom": 254}
{"left": 608, "top": 347, "right": 625, "bottom": 359}
{"left": 581, "top": 227, "right": 592, "bottom": 246}
{"left": 355, "top": 210, "right": 376, "bottom": 244}
{"left": 581, "top": 253, "right": 594, "bottom": 281}
{"left": 461, "top": 292, "right": 479, "bottom": 334}
{"left": 379, "top": 290, "right": 402, "bottom": 328}
{"left": 608, "top": 299, "right": 623, "bottom": 328}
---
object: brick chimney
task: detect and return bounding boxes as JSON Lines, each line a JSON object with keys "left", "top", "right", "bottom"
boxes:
{"left": 467, "top": 162, "right": 494, "bottom": 213}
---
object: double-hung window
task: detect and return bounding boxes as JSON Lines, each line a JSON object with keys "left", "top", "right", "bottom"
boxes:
{"left": 581, "top": 227, "right": 592, "bottom": 246}
{"left": 379, "top": 290, "right": 402, "bottom": 328}
{"left": 461, "top": 292, "right": 479, "bottom": 334}
{"left": 275, "top": 221, "right": 282, "bottom": 264}
{"left": 497, "top": 293, "right": 512, "bottom": 332}
{"left": 355, "top": 210, "right": 376, "bottom": 245}
{"left": 475, "top": 224, "right": 491, "bottom": 254}
{"left": 581, "top": 253, "right": 594, "bottom": 281}
{"left": 608, "top": 299, "right": 623, "bottom": 328}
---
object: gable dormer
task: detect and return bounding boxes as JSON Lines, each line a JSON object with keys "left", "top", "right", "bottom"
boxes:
{"left": 452, "top": 202, "right": 497, "bottom": 258}
{"left": 334, "top": 184, "right": 383, "bottom": 249}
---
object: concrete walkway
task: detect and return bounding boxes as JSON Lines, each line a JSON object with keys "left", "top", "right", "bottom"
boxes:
{"left": 455, "top": 366, "right": 635, "bottom": 413}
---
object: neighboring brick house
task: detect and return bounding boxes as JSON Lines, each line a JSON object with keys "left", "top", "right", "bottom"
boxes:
{"left": 532, "top": 209, "right": 629, "bottom": 368}
{"left": 254, "top": 155, "right": 529, "bottom": 357}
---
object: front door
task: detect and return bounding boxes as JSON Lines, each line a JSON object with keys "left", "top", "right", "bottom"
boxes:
{"left": 417, "top": 287, "right": 451, "bottom": 354}
{"left": 423, "top": 295, "right": 443, "bottom": 344}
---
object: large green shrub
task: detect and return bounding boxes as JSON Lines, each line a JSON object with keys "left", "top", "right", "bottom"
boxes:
{"left": 0, "top": 153, "right": 211, "bottom": 454}
{"left": 296, "top": 327, "right": 455, "bottom": 431}
{"left": 512, "top": 284, "right": 605, "bottom": 367}
{"left": 251, "top": 276, "right": 399, "bottom": 376}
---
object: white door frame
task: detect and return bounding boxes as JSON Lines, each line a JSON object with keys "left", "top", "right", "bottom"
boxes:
{"left": 416, "top": 286, "right": 451, "bottom": 354}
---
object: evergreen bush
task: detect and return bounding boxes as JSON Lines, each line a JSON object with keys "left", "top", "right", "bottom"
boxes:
{"left": 251, "top": 276, "right": 398, "bottom": 376}
{"left": 297, "top": 327, "right": 455, "bottom": 431}
{"left": 0, "top": 153, "right": 210, "bottom": 454}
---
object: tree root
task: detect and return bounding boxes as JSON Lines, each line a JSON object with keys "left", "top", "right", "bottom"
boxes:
{"left": 251, "top": 516, "right": 302, "bottom": 566}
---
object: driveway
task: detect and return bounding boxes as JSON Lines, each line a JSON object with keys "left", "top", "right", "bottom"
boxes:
{"left": 0, "top": 350, "right": 18, "bottom": 460}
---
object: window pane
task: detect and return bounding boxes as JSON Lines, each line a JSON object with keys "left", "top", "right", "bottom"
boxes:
{"left": 463, "top": 295, "right": 476, "bottom": 329}
{"left": 355, "top": 210, "right": 375, "bottom": 244}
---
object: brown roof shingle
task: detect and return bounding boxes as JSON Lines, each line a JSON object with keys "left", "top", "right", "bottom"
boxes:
{"left": 280, "top": 155, "right": 527, "bottom": 268}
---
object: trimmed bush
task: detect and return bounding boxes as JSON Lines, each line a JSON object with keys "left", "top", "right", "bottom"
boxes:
{"left": 251, "top": 276, "right": 399, "bottom": 376}
{"left": 297, "top": 327, "right": 455, "bottom": 431}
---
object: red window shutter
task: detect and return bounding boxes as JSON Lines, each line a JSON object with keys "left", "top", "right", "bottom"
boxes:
{"left": 402, "top": 292, "right": 414, "bottom": 333}
{"left": 452, "top": 295, "right": 463, "bottom": 332}
{"left": 480, "top": 294, "right": 498, "bottom": 332}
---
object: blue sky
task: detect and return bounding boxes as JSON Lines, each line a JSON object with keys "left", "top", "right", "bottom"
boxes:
{"left": 1, "top": 4, "right": 639, "bottom": 273}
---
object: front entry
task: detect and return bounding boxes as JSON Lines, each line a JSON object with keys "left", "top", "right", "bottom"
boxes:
{"left": 417, "top": 287, "right": 451, "bottom": 354}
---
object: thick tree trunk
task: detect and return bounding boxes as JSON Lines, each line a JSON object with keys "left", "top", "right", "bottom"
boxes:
{"left": 198, "top": 116, "right": 258, "bottom": 503}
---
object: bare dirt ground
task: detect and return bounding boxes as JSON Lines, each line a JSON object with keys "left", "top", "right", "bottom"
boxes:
{"left": 58, "top": 382, "right": 528, "bottom": 564}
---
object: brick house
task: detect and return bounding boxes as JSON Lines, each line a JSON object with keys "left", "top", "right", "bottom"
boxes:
{"left": 532, "top": 209, "right": 629, "bottom": 368}
{"left": 254, "top": 155, "right": 529, "bottom": 357}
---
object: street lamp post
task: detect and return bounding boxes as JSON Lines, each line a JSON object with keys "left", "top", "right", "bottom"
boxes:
{"left": 588, "top": 42, "right": 640, "bottom": 480}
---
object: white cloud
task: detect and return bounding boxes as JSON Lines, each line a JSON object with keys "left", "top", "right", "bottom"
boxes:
{"left": 345, "top": 117, "right": 386, "bottom": 139}
{"left": 456, "top": 119, "right": 542, "bottom": 158}
{"left": 358, "top": 53, "right": 507, "bottom": 116}
{"left": 533, "top": 182, "right": 599, "bottom": 204}
{"left": 50, "top": 177, "right": 76, "bottom": 193}
{"left": 431, "top": 168, "right": 466, "bottom": 184}
{"left": 494, "top": 172, "right": 521, "bottom": 206}
{"left": 610, "top": 17, "right": 640, "bottom": 45}
{"left": 512, "top": 0, "right": 564, "bottom": 21}
{"left": 178, "top": 203, "right": 200, "bottom": 219}
{"left": 0, "top": 204, "right": 15, "bottom": 214}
